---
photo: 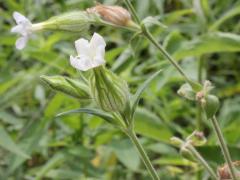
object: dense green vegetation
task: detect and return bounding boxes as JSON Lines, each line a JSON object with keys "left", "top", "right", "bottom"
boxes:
{"left": 0, "top": 0, "right": 240, "bottom": 179}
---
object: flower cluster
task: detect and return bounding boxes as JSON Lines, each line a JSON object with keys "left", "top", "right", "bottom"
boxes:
{"left": 11, "top": 9, "right": 131, "bottom": 114}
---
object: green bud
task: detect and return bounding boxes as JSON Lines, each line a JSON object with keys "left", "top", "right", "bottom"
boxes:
{"left": 170, "top": 137, "right": 183, "bottom": 147}
{"left": 203, "top": 95, "right": 220, "bottom": 119}
{"left": 180, "top": 145, "right": 195, "bottom": 162}
{"left": 186, "top": 131, "right": 206, "bottom": 146}
{"left": 177, "top": 83, "right": 196, "bottom": 101}
{"left": 90, "top": 67, "right": 130, "bottom": 113}
{"left": 40, "top": 75, "right": 90, "bottom": 99}
{"left": 41, "top": 11, "right": 99, "bottom": 32}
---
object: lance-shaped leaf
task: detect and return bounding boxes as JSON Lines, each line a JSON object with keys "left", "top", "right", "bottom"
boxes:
{"left": 130, "top": 70, "right": 162, "bottom": 119}
{"left": 142, "top": 16, "right": 167, "bottom": 29}
{"left": 57, "top": 108, "right": 122, "bottom": 126}
{"left": 0, "top": 125, "right": 29, "bottom": 159}
{"left": 40, "top": 75, "right": 90, "bottom": 100}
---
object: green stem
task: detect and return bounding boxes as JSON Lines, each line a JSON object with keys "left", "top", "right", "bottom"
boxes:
{"left": 196, "top": 56, "right": 203, "bottom": 130}
{"left": 127, "top": 130, "right": 160, "bottom": 180}
{"left": 187, "top": 144, "right": 218, "bottom": 179}
{"left": 124, "top": 0, "right": 141, "bottom": 24}
{"left": 124, "top": 0, "right": 192, "bottom": 85}
{"left": 142, "top": 28, "right": 191, "bottom": 84}
{"left": 197, "top": 56, "right": 203, "bottom": 83}
{"left": 124, "top": 0, "right": 206, "bottom": 92}
{"left": 196, "top": 106, "right": 202, "bottom": 130}
{"left": 211, "top": 116, "right": 237, "bottom": 180}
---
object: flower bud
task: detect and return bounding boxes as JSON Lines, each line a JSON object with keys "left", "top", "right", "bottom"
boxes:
{"left": 180, "top": 145, "right": 195, "bottom": 162}
{"left": 177, "top": 83, "right": 196, "bottom": 101}
{"left": 203, "top": 95, "right": 220, "bottom": 119}
{"left": 186, "top": 131, "right": 206, "bottom": 146}
{"left": 40, "top": 75, "right": 90, "bottom": 99}
{"left": 41, "top": 11, "right": 98, "bottom": 32}
{"left": 90, "top": 67, "right": 130, "bottom": 113}
{"left": 218, "top": 161, "right": 240, "bottom": 180}
{"left": 170, "top": 137, "right": 183, "bottom": 147}
{"left": 87, "top": 4, "right": 132, "bottom": 26}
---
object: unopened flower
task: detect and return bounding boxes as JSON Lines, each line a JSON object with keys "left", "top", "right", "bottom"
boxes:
{"left": 90, "top": 67, "right": 130, "bottom": 113}
{"left": 11, "top": 11, "right": 43, "bottom": 49}
{"left": 40, "top": 75, "right": 90, "bottom": 100}
{"left": 218, "top": 161, "right": 240, "bottom": 179}
{"left": 70, "top": 33, "right": 106, "bottom": 71}
{"left": 186, "top": 131, "right": 206, "bottom": 146}
{"left": 177, "top": 83, "right": 195, "bottom": 101}
{"left": 87, "top": 4, "right": 131, "bottom": 26}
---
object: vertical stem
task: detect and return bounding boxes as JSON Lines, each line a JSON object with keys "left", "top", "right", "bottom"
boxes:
{"left": 197, "top": 107, "right": 202, "bottom": 130}
{"left": 211, "top": 116, "right": 237, "bottom": 180}
{"left": 197, "top": 56, "right": 203, "bottom": 83}
{"left": 127, "top": 130, "right": 160, "bottom": 180}
{"left": 187, "top": 144, "right": 218, "bottom": 179}
{"left": 197, "top": 56, "right": 203, "bottom": 130}
{"left": 124, "top": 0, "right": 141, "bottom": 24}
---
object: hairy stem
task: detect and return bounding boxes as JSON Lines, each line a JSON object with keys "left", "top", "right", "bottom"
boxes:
{"left": 127, "top": 130, "right": 160, "bottom": 180}
{"left": 197, "top": 56, "right": 203, "bottom": 130}
{"left": 142, "top": 27, "right": 191, "bottom": 84}
{"left": 187, "top": 144, "right": 218, "bottom": 179}
{"left": 211, "top": 116, "right": 237, "bottom": 180}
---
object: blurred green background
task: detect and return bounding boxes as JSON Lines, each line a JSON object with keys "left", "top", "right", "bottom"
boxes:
{"left": 0, "top": 0, "right": 240, "bottom": 179}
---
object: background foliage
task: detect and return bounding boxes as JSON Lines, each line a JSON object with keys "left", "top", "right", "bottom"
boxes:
{"left": 0, "top": 0, "right": 240, "bottom": 179}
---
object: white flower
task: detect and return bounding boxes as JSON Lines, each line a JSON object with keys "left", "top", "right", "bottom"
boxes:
{"left": 11, "top": 11, "right": 33, "bottom": 50}
{"left": 70, "top": 33, "right": 106, "bottom": 71}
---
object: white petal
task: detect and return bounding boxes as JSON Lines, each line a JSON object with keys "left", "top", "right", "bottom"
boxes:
{"left": 90, "top": 32, "right": 106, "bottom": 50}
{"left": 13, "top": 11, "right": 30, "bottom": 24}
{"left": 74, "top": 38, "right": 90, "bottom": 56}
{"left": 11, "top": 25, "right": 23, "bottom": 33}
{"left": 93, "top": 55, "right": 105, "bottom": 68}
{"left": 95, "top": 45, "right": 105, "bottom": 58}
{"left": 70, "top": 55, "right": 93, "bottom": 71}
{"left": 15, "top": 36, "right": 28, "bottom": 50}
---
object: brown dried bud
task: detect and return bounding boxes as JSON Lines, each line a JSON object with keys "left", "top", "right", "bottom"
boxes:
{"left": 218, "top": 161, "right": 240, "bottom": 180}
{"left": 87, "top": 4, "right": 131, "bottom": 26}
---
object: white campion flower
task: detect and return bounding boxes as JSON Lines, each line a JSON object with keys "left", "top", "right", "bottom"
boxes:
{"left": 11, "top": 11, "right": 43, "bottom": 50}
{"left": 70, "top": 33, "right": 106, "bottom": 71}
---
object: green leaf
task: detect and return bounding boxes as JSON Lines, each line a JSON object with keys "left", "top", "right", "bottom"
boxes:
{"left": 142, "top": 16, "right": 167, "bottom": 29}
{"left": 57, "top": 108, "right": 117, "bottom": 125}
{"left": 7, "top": 118, "right": 49, "bottom": 174}
{"left": 131, "top": 70, "right": 162, "bottom": 118}
{"left": 0, "top": 125, "right": 29, "bottom": 159}
{"left": 134, "top": 108, "right": 172, "bottom": 142}
{"left": 174, "top": 32, "right": 240, "bottom": 60}
{"left": 109, "top": 139, "right": 140, "bottom": 171}
{"left": 209, "top": 5, "right": 240, "bottom": 31}
{"left": 35, "top": 153, "right": 65, "bottom": 180}
{"left": 197, "top": 146, "right": 240, "bottom": 165}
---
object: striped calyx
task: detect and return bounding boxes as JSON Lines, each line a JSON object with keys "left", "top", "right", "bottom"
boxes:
{"left": 43, "top": 11, "right": 98, "bottom": 32}
{"left": 90, "top": 66, "right": 129, "bottom": 113}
